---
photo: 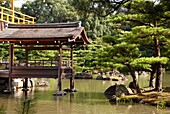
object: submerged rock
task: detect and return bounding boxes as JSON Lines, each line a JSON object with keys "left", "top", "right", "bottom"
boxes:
{"left": 96, "top": 75, "right": 110, "bottom": 80}
{"left": 36, "top": 79, "right": 49, "bottom": 87}
{"left": 163, "top": 87, "right": 170, "bottom": 92}
{"left": 75, "top": 72, "right": 93, "bottom": 79}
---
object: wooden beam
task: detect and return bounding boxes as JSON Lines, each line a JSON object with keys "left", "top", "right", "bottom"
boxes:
{"left": 14, "top": 46, "right": 71, "bottom": 50}
{"left": 8, "top": 21, "right": 81, "bottom": 28}
{"left": 0, "top": 37, "right": 70, "bottom": 42}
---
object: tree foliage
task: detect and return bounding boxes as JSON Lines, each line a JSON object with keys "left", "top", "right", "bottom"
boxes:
{"left": 69, "top": 0, "right": 131, "bottom": 17}
{"left": 21, "top": 0, "right": 78, "bottom": 23}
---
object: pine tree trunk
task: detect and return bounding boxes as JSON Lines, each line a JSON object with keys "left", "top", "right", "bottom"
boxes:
{"left": 155, "top": 63, "right": 162, "bottom": 91}
{"left": 154, "top": 36, "right": 162, "bottom": 91}
{"left": 149, "top": 64, "right": 156, "bottom": 87}
{"left": 127, "top": 64, "right": 141, "bottom": 94}
{"left": 153, "top": 21, "right": 163, "bottom": 91}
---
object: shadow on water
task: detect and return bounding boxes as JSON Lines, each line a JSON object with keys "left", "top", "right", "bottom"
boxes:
{"left": 67, "top": 91, "right": 109, "bottom": 105}
{"left": 51, "top": 91, "right": 109, "bottom": 106}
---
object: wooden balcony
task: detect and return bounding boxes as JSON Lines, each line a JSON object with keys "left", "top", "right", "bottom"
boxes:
{"left": 0, "top": 60, "right": 73, "bottom": 78}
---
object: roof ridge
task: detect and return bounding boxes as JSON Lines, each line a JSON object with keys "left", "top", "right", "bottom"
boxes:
{"left": 7, "top": 21, "right": 82, "bottom": 28}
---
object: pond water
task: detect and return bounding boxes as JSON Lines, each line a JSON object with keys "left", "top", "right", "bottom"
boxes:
{"left": 1, "top": 73, "right": 170, "bottom": 114}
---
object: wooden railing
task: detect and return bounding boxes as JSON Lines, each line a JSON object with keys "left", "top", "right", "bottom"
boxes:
{"left": 0, "top": 6, "right": 35, "bottom": 24}
{"left": 0, "top": 60, "right": 72, "bottom": 69}
{"left": 14, "top": 60, "right": 71, "bottom": 67}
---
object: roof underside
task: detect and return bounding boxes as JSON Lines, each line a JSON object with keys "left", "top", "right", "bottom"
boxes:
{"left": 0, "top": 21, "right": 90, "bottom": 45}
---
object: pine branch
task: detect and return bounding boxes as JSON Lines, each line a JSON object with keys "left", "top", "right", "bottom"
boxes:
{"left": 90, "top": 0, "right": 132, "bottom": 17}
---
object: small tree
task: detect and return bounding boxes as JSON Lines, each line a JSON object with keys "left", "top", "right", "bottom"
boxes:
{"left": 15, "top": 97, "right": 37, "bottom": 114}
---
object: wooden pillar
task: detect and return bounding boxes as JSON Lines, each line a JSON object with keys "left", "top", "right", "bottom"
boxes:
{"left": 26, "top": 45, "right": 29, "bottom": 66}
{"left": 23, "top": 46, "right": 29, "bottom": 91}
{"left": 9, "top": 43, "right": 14, "bottom": 92}
{"left": 70, "top": 45, "right": 74, "bottom": 90}
{"left": 58, "top": 44, "right": 62, "bottom": 91}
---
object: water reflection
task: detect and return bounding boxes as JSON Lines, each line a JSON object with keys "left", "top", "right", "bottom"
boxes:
{"left": 70, "top": 93, "right": 74, "bottom": 103}
{"left": 14, "top": 87, "right": 35, "bottom": 98}
{"left": 1, "top": 76, "right": 170, "bottom": 114}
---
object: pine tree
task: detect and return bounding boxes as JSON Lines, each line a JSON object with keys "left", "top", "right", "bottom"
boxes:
{"left": 104, "top": 0, "right": 170, "bottom": 91}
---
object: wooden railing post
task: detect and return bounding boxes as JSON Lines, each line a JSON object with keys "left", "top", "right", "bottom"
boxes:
{"left": 32, "top": 18, "right": 35, "bottom": 24}
{"left": 23, "top": 15, "right": 25, "bottom": 24}
{"left": 1, "top": 7, "right": 3, "bottom": 20}
{"left": 7, "top": 14, "right": 9, "bottom": 22}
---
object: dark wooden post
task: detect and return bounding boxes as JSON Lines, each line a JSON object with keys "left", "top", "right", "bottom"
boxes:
{"left": 24, "top": 45, "right": 29, "bottom": 91}
{"left": 70, "top": 45, "right": 74, "bottom": 91}
{"left": 58, "top": 44, "right": 62, "bottom": 91}
{"left": 9, "top": 43, "right": 14, "bottom": 92}
{"left": 26, "top": 45, "right": 28, "bottom": 66}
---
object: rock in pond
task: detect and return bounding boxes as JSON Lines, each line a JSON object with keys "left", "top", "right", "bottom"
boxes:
{"left": 96, "top": 75, "right": 110, "bottom": 80}
{"left": 163, "top": 87, "right": 170, "bottom": 92}
{"left": 104, "top": 84, "right": 133, "bottom": 99}
{"left": 75, "top": 72, "right": 93, "bottom": 79}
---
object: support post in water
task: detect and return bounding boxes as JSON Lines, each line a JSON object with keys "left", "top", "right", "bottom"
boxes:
{"left": 54, "top": 44, "right": 66, "bottom": 96}
{"left": 22, "top": 46, "right": 29, "bottom": 91}
{"left": 70, "top": 45, "right": 77, "bottom": 92}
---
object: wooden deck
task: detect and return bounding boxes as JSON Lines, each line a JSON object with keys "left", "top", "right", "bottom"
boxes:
{"left": 0, "top": 60, "right": 73, "bottom": 78}
{"left": 0, "top": 66, "right": 72, "bottom": 78}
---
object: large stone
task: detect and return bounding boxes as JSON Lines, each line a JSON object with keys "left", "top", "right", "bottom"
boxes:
{"left": 104, "top": 84, "right": 133, "bottom": 98}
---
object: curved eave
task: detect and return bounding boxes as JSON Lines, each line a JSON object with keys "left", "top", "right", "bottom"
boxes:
{"left": 68, "top": 27, "right": 90, "bottom": 45}
{"left": 81, "top": 29, "right": 90, "bottom": 44}
{"left": 0, "top": 22, "right": 90, "bottom": 45}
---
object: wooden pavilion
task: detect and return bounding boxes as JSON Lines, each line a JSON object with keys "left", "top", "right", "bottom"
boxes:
{"left": 0, "top": 21, "right": 90, "bottom": 94}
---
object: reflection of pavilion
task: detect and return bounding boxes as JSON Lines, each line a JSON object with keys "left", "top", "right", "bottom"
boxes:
{"left": 0, "top": 21, "right": 90, "bottom": 94}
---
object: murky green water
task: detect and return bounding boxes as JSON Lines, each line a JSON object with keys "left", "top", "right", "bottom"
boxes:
{"left": 1, "top": 73, "right": 170, "bottom": 114}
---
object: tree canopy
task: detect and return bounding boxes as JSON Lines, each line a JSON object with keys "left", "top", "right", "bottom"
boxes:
{"left": 69, "top": 0, "right": 131, "bottom": 17}
{"left": 21, "top": 0, "right": 79, "bottom": 23}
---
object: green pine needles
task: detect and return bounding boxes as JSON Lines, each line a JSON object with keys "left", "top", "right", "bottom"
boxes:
{"left": 15, "top": 97, "right": 37, "bottom": 114}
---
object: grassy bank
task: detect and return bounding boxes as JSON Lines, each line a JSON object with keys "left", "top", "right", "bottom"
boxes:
{"left": 111, "top": 91, "right": 170, "bottom": 108}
